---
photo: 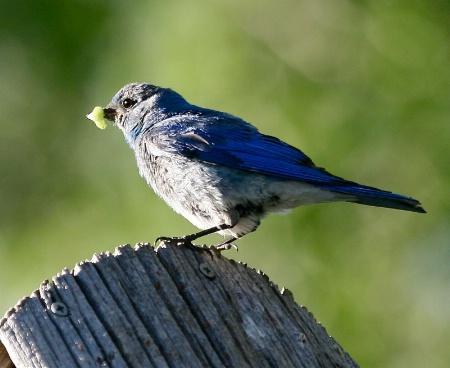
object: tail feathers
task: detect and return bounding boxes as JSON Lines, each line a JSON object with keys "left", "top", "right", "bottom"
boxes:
{"left": 327, "top": 185, "right": 426, "bottom": 213}
{"left": 351, "top": 193, "right": 426, "bottom": 213}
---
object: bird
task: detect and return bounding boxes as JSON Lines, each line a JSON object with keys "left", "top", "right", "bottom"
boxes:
{"left": 87, "top": 82, "right": 425, "bottom": 251}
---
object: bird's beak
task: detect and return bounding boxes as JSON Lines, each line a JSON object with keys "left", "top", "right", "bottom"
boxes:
{"left": 103, "top": 107, "right": 117, "bottom": 122}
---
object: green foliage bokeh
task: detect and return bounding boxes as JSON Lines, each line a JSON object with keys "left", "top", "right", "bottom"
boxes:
{"left": 0, "top": 1, "right": 449, "bottom": 367}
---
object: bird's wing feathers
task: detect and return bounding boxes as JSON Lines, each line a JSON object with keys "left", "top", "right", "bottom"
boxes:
{"left": 145, "top": 117, "right": 343, "bottom": 185}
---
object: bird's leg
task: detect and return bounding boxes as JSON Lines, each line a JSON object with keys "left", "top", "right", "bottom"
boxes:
{"left": 155, "top": 224, "right": 233, "bottom": 252}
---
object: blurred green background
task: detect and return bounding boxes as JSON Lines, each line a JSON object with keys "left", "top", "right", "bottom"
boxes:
{"left": 1, "top": 1, "right": 448, "bottom": 367}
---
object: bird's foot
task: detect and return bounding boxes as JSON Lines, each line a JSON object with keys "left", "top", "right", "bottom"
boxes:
{"left": 155, "top": 236, "right": 212, "bottom": 253}
{"left": 209, "top": 240, "right": 239, "bottom": 253}
{"left": 155, "top": 225, "right": 238, "bottom": 254}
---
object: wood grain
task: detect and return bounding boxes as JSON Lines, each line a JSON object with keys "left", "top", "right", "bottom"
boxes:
{"left": 0, "top": 243, "right": 358, "bottom": 367}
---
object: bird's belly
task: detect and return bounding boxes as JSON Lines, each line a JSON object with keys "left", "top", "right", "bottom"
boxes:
{"left": 138, "top": 155, "right": 241, "bottom": 230}
{"left": 136, "top": 153, "right": 339, "bottom": 236}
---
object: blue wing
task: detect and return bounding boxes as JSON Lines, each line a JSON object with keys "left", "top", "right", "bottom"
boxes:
{"left": 146, "top": 115, "right": 334, "bottom": 183}
{"left": 144, "top": 115, "right": 425, "bottom": 213}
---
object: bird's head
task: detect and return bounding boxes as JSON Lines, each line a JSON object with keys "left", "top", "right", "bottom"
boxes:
{"left": 87, "top": 82, "right": 188, "bottom": 147}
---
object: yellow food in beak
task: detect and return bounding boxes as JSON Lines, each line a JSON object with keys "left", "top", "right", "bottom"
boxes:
{"left": 86, "top": 106, "right": 108, "bottom": 129}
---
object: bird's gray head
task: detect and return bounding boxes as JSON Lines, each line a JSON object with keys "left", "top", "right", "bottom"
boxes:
{"left": 103, "top": 83, "right": 161, "bottom": 127}
{"left": 102, "top": 82, "right": 188, "bottom": 147}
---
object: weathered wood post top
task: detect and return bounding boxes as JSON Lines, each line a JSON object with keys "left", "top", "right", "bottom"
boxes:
{"left": 0, "top": 243, "right": 359, "bottom": 367}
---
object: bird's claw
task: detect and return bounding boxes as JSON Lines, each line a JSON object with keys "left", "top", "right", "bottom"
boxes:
{"left": 155, "top": 236, "right": 181, "bottom": 246}
{"left": 209, "top": 243, "right": 239, "bottom": 253}
{"left": 155, "top": 230, "right": 239, "bottom": 254}
{"left": 155, "top": 236, "right": 212, "bottom": 253}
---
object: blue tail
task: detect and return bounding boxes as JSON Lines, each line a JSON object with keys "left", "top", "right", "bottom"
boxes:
{"left": 325, "top": 184, "right": 426, "bottom": 213}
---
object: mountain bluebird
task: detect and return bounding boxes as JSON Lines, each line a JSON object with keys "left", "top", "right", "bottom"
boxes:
{"left": 88, "top": 83, "right": 425, "bottom": 250}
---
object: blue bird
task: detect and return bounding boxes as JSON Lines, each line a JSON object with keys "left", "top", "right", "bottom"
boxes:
{"left": 90, "top": 83, "right": 425, "bottom": 251}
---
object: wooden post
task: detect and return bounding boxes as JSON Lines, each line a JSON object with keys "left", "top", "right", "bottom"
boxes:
{"left": 0, "top": 243, "right": 359, "bottom": 367}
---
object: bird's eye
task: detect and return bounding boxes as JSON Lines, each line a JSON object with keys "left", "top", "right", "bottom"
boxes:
{"left": 122, "top": 98, "right": 136, "bottom": 108}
